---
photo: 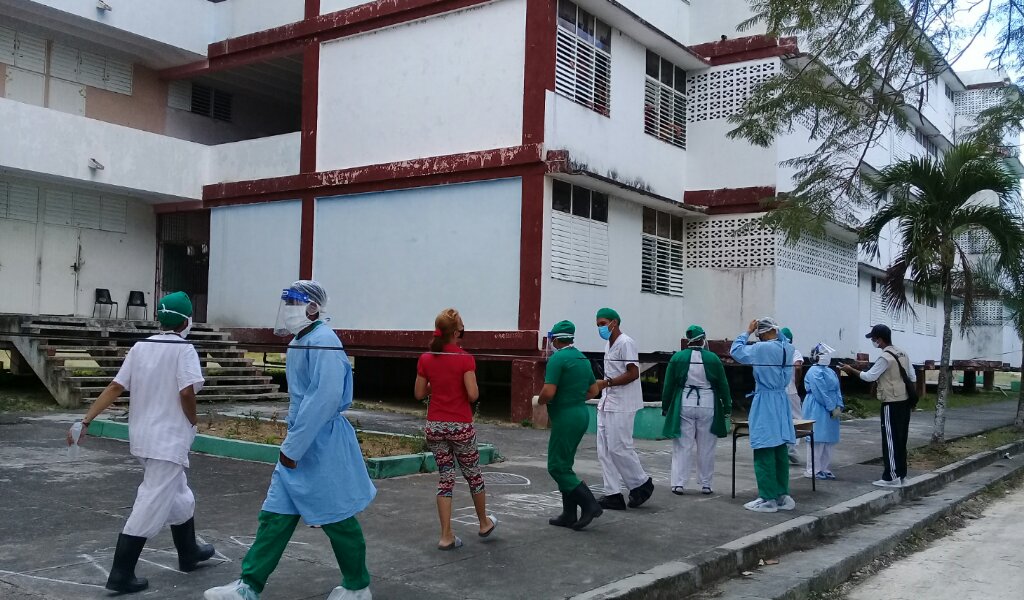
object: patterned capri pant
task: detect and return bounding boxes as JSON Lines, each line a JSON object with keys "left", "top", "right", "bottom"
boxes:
{"left": 425, "top": 421, "right": 485, "bottom": 498}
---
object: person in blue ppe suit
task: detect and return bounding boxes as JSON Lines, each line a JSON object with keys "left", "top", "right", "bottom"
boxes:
{"left": 206, "top": 281, "right": 376, "bottom": 600}
{"left": 802, "top": 343, "right": 844, "bottom": 480}
{"left": 730, "top": 317, "right": 797, "bottom": 513}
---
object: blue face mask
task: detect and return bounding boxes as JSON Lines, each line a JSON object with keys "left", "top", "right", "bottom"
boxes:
{"left": 598, "top": 324, "right": 612, "bottom": 340}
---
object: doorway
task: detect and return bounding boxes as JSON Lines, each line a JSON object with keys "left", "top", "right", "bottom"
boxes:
{"left": 157, "top": 211, "right": 211, "bottom": 322}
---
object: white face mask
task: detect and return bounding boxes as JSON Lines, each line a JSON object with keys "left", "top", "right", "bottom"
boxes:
{"left": 283, "top": 305, "right": 311, "bottom": 334}
{"left": 872, "top": 340, "right": 881, "bottom": 349}
{"left": 178, "top": 317, "right": 193, "bottom": 340}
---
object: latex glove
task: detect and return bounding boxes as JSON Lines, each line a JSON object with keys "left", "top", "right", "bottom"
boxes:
{"left": 830, "top": 407, "right": 842, "bottom": 419}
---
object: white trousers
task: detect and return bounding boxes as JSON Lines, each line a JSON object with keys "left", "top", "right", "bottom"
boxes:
{"left": 671, "top": 405, "right": 716, "bottom": 489}
{"left": 122, "top": 457, "right": 195, "bottom": 539}
{"left": 596, "top": 409, "right": 649, "bottom": 494}
{"left": 787, "top": 392, "right": 802, "bottom": 447}
{"left": 804, "top": 442, "right": 835, "bottom": 477}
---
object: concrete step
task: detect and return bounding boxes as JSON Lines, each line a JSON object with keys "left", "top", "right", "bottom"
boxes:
{"left": 24, "top": 316, "right": 222, "bottom": 332}
{"left": 41, "top": 345, "right": 244, "bottom": 358}
{"left": 46, "top": 355, "right": 253, "bottom": 366}
{"left": 24, "top": 324, "right": 229, "bottom": 340}
{"left": 79, "top": 384, "right": 280, "bottom": 395}
{"left": 68, "top": 375, "right": 272, "bottom": 386}
{"left": 54, "top": 365, "right": 266, "bottom": 376}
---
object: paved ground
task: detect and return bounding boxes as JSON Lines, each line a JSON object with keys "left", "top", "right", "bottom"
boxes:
{"left": 0, "top": 400, "right": 1018, "bottom": 600}
{"left": 843, "top": 483, "right": 1024, "bottom": 600}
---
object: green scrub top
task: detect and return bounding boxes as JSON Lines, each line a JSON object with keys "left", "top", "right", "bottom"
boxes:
{"left": 544, "top": 346, "right": 596, "bottom": 412}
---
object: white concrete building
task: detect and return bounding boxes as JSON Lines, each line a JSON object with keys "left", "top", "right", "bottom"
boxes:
{"left": 0, "top": 0, "right": 1020, "bottom": 418}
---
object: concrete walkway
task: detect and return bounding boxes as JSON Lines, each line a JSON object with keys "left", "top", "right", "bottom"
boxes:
{"left": 0, "top": 401, "right": 1017, "bottom": 600}
{"left": 844, "top": 484, "right": 1024, "bottom": 600}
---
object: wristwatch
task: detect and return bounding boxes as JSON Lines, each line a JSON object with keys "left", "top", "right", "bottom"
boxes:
{"left": 605, "top": 377, "right": 614, "bottom": 387}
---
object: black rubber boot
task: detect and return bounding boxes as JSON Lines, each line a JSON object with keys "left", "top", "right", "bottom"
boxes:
{"left": 105, "top": 533, "right": 149, "bottom": 593}
{"left": 170, "top": 517, "right": 215, "bottom": 572}
{"left": 627, "top": 477, "right": 655, "bottom": 508}
{"left": 570, "top": 482, "right": 604, "bottom": 531}
{"left": 548, "top": 491, "right": 578, "bottom": 528}
{"left": 597, "top": 492, "right": 627, "bottom": 511}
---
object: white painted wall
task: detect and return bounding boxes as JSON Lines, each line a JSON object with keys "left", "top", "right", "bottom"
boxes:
{"left": 215, "top": 0, "right": 304, "bottom": 40}
{"left": 683, "top": 267, "right": 775, "bottom": 346}
{"left": 0, "top": 217, "right": 39, "bottom": 313}
{"left": 207, "top": 201, "right": 302, "bottom": 327}
{"left": 320, "top": 0, "right": 366, "bottom": 14}
{"left": 687, "top": 0, "right": 765, "bottom": 45}
{"left": 312, "top": 179, "right": 522, "bottom": 331}
{"left": 599, "top": 0, "right": 689, "bottom": 44}
{"left": 773, "top": 266, "right": 859, "bottom": 358}
{"left": 539, "top": 178, "right": 687, "bottom": 353}
{"left": 0, "top": 97, "right": 208, "bottom": 200}
{"left": 687, "top": 118, "right": 776, "bottom": 190}
{"left": 208, "top": 132, "right": 301, "bottom": 184}
{"left": 316, "top": 0, "right": 526, "bottom": 170}
{"left": 545, "top": 29, "right": 688, "bottom": 200}
{"left": 75, "top": 199, "right": 157, "bottom": 316}
{"left": 22, "top": 0, "right": 219, "bottom": 55}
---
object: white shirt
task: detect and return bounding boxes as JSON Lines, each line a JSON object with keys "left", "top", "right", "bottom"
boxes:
{"left": 115, "top": 333, "right": 204, "bottom": 467}
{"left": 786, "top": 349, "right": 804, "bottom": 395}
{"left": 600, "top": 333, "right": 643, "bottom": 412}
{"left": 682, "top": 350, "right": 715, "bottom": 407}
{"left": 859, "top": 355, "right": 917, "bottom": 383}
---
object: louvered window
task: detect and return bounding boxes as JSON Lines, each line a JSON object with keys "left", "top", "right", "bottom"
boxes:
{"left": 0, "top": 27, "right": 45, "bottom": 74}
{"left": 3, "top": 182, "right": 39, "bottom": 222}
{"left": 644, "top": 50, "right": 686, "bottom": 149}
{"left": 551, "top": 180, "right": 609, "bottom": 286}
{"left": 189, "top": 83, "right": 233, "bottom": 122}
{"left": 555, "top": 0, "right": 611, "bottom": 116}
{"left": 641, "top": 207, "right": 684, "bottom": 296}
{"left": 48, "top": 43, "right": 133, "bottom": 95}
{"left": 37, "top": 187, "right": 126, "bottom": 233}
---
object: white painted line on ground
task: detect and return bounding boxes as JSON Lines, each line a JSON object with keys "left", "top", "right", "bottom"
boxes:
{"left": 0, "top": 569, "right": 105, "bottom": 589}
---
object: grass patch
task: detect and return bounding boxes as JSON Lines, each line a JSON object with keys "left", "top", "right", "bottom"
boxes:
{"left": 907, "top": 425, "right": 1024, "bottom": 470}
{"left": 842, "top": 390, "right": 1010, "bottom": 419}
{"left": 198, "top": 411, "right": 428, "bottom": 458}
{"left": 0, "top": 374, "right": 58, "bottom": 412}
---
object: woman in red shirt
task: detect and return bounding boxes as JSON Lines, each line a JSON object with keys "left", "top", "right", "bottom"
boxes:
{"left": 415, "top": 308, "right": 496, "bottom": 550}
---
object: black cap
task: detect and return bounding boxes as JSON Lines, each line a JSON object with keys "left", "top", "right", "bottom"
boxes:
{"left": 865, "top": 324, "right": 891, "bottom": 339}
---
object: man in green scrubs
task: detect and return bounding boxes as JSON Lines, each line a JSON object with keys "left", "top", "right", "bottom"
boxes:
{"left": 536, "top": 320, "right": 604, "bottom": 531}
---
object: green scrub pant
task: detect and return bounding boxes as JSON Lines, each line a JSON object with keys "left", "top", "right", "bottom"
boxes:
{"left": 753, "top": 444, "right": 790, "bottom": 501}
{"left": 241, "top": 511, "right": 370, "bottom": 593}
{"left": 547, "top": 404, "right": 589, "bottom": 493}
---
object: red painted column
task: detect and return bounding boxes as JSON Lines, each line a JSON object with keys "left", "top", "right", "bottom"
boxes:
{"left": 519, "top": 174, "right": 544, "bottom": 331}
{"left": 511, "top": 358, "right": 546, "bottom": 424}
{"left": 304, "top": 0, "right": 320, "bottom": 19}
{"left": 298, "top": 39, "right": 320, "bottom": 279}
{"left": 522, "top": 0, "right": 556, "bottom": 145}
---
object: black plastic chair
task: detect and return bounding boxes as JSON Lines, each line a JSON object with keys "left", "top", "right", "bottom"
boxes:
{"left": 92, "top": 289, "right": 118, "bottom": 319}
{"left": 125, "top": 291, "right": 148, "bottom": 320}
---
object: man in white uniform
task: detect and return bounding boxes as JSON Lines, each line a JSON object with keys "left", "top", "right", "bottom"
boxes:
{"left": 594, "top": 308, "right": 653, "bottom": 510}
{"left": 780, "top": 327, "right": 804, "bottom": 465}
{"left": 69, "top": 291, "right": 214, "bottom": 593}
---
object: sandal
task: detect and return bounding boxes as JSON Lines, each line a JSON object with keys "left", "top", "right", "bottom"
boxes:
{"left": 671, "top": 487, "right": 685, "bottom": 495}
{"left": 438, "top": 537, "right": 463, "bottom": 551}
{"left": 479, "top": 515, "right": 498, "bottom": 538}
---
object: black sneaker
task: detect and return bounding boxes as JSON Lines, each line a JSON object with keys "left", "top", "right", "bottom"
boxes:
{"left": 597, "top": 493, "right": 627, "bottom": 510}
{"left": 627, "top": 477, "right": 654, "bottom": 508}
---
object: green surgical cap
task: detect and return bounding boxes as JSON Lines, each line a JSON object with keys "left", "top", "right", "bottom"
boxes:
{"left": 685, "top": 325, "right": 706, "bottom": 340}
{"left": 550, "top": 320, "right": 575, "bottom": 339}
{"left": 780, "top": 327, "right": 793, "bottom": 343}
{"left": 157, "top": 291, "right": 192, "bottom": 328}
{"left": 595, "top": 307, "right": 621, "bottom": 323}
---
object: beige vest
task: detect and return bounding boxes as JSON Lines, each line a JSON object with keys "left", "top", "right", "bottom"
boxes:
{"left": 876, "top": 346, "right": 911, "bottom": 403}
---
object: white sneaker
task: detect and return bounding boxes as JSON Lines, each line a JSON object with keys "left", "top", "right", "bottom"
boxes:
{"left": 205, "top": 580, "right": 259, "bottom": 600}
{"left": 327, "top": 586, "right": 372, "bottom": 600}
{"left": 743, "top": 498, "right": 778, "bottom": 513}
{"left": 777, "top": 495, "right": 796, "bottom": 511}
{"left": 872, "top": 478, "right": 903, "bottom": 488}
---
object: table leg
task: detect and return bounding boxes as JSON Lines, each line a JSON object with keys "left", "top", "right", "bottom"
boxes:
{"left": 732, "top": 432, "right": 738, "bottom": 499}
{"left": 810, "top": 433, "right": 816, "bottom": 492}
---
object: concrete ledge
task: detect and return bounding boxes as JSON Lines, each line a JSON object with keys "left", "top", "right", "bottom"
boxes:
{"left": 89, "top": 420, "right": 499, "bottom": 478}
{"left": 570, "top": 437, "right": 1024, "bottom": 600}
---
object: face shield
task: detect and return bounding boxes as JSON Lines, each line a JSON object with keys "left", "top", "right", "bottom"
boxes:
{"left": 810, "top": 343, "right": 836, "bottom": 365}
{"left": 274, "top": 288, "right": 319, "bottom": 336}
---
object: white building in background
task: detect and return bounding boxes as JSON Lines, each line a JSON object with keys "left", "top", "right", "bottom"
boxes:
{"left": 0, "top": 0, "right": 1020, "bottom": 419}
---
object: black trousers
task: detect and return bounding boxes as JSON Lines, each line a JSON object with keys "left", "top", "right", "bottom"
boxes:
{"left": 880, "top": 401, "right": 912, "bottom": 480}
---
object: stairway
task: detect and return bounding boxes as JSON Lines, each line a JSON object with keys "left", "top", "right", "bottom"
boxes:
{"left": 0, "top": 315, "right": 288, "bottom": 408}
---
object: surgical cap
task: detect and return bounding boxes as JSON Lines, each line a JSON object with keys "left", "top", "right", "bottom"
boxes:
{"left": 811, "top": 342, "right": 836, "bottom": 363}
{"left": 685, "top": 325, "right": 706, "bottom": 341}
{"left": 780, "top": 327, "right": 793, "bottom": 343}
{"left": 549, "top": 320, "right": 575, "bottom": 340}
{"left": 289, "top": 280, "right": 328, "bottom": 308}
{"left": 596, "top": 307, "right": 621, "bottom": 323}
{"left": 755, "top": 317, "right": 780, "bottom": 335}
{"left": 156, "top": 291, "right": 192, "bottom": 328}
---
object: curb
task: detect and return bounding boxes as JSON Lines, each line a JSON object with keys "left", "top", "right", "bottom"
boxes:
{"left": 570, "top": 438, "right": 1024, "bottom": 600}
{"left": 88, "top": 419, "right": 500, "bottom": 478}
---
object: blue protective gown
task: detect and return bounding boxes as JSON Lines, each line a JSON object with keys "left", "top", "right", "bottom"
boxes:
{"left": 801, "top": 364, "right": 844, "bottom": 444}
{"left": 262, "top": 323, "right": 377, "bottom": 525}
{"left": 730, "top": 332, "right": 796, "bottom": 449}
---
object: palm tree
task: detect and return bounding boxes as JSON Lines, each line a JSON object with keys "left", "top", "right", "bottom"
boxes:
{"left": 860, "top": 141, "right": 1024, "bottom": 444}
